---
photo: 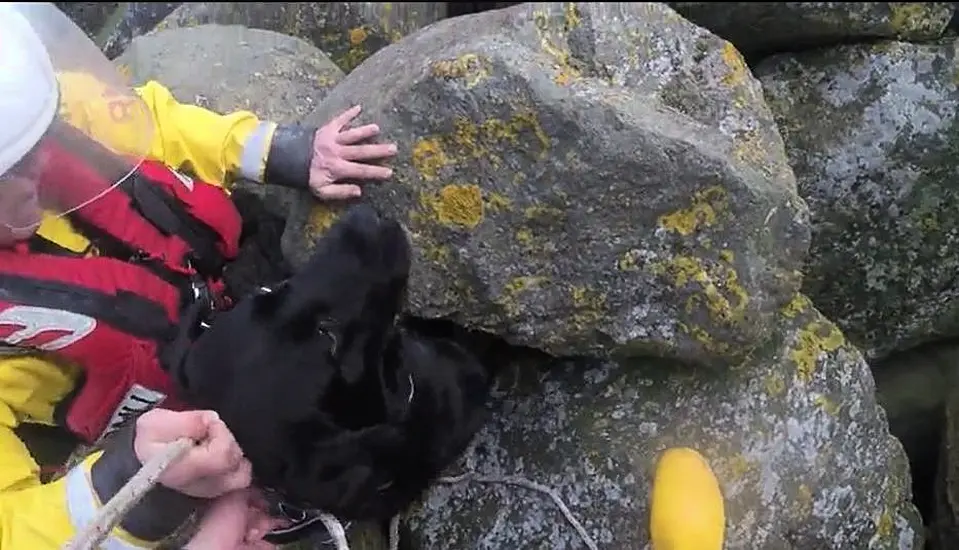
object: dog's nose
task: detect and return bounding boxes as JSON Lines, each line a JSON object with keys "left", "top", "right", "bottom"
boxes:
{"left": 344, "top": 202, "right": 382, "bottom": 229}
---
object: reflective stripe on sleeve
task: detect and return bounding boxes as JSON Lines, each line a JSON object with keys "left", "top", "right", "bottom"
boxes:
{"left": 240, "top": 120, "right": 275, "bottom": 182}
{"left": 64, "top": 460, "right": 153, "bottom": 550}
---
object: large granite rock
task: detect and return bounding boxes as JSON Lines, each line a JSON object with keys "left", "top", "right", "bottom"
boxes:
{"left": 116, "top": 24, "right": 342, "bottom": 128}
{"left": 157, "top": 2, "right": 447, "bottom": 73}
{"left": 115, "top": 24, "right": 344, "bottom": 219}
{"left": 756, "top": 40, "right": 959, "bottom": 361}
{"left": 281, "top": 2, "right": 811, "bottom": 369}
{"left": 407, "top": 296, "right": 922, "bottom": 549}
{"left": 669, "top": 3, "right": 954, "bottom": 60}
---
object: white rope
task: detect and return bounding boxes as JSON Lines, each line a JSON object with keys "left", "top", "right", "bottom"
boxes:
{"left": 317, "top": 513, "right": 350, "bottom": 550}
{"left": 64, "top": 438, "right": 195, "bottom": 550}
{"left": 383, "top": 467, "right": 600, "bottom": 550}
{"left": 436, "top": 471, "right": 599, "bottom": 550}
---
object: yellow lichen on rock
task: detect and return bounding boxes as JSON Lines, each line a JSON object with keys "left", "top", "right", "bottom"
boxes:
{"left": 337, "top": 25, "right": 371, "bottom": 72}
{"left": 304, "top": 203, "right": 343, "bottom": 243}
{"left": 315, "top": 70, "right": 341, "bottom": 88}
{"left": 376, "top": 2, "right": 406, "bottom": 44}
{"left": 450, "top": 113, "right": 550, "bottom": 164}
{"left": 419, "top": 241, "right": 451, "bottom": 263}
{"left": 411, "top": 110, "right": 550, "bottom": 181}
{"left": 657, "top": 186, "right": 728, "bottom": 236}
{"left": 485, "top": 192, "right": 512, "bottom": 212}
{"left": 505, "top": 276, "right": 549, "bottom": 294}
{"left": 814, "top": 395, "right": 841, "bottom": 416}
{"left": 684, "top": 322, "right": 730, "bottom": 355}
{"left": 796, "top": 484, "right": 814, "bottom": 518}
{"left": 570, "top": 285, "right": 606, "bottom": 328}
{"left": 888, "top": 3, "right": 935, "bottom": 36}
{"left": 496, "top": 276, "right": 549, "bottom": 317}
{"left": 652, "top": 255, "right": 749, "bottom": 324}
{"left": 420, "top": 184, "right": 485, "bottom": 229}
{"left": 411, "top": 137, "right": 451, "bottom": 181}
{"left": 348, "top": 26, "right": 369, "bottom": 45}
{"left": 524, "top": 205, "right": 565, "bottom": 223}
{"left": 780, "top": 293, "right": 812, "bottom": 318}
{"left": 563, "top": 3, "right": 581, "bottom": 30}
{"left": 532, "top": 8, "right": 582, "bottom": 86}
{"left": 431, "top": 53, "right": 492, "bottom": 89}
{"left": 875, "top": 509, "right": 895, "bottom": 538}
{"left": 732, "top": 128, "right": 771, "bottom": 170}
{"left": 790, "top": 320, "right": 845, "bottom": 383}
{"left": 650, "top": 447, "right": 725, "bottom": 550}
{"left": 764, "top": 373, "right": 786, "bottom": 397}
{"left": 720, "top": 41, "right": 748, "bottom": 88}
{"left": 617, "top": 249, "right": 641, "bottom": 271}
{"left": 515, "top": 228, "right": 534, "bottom": 248}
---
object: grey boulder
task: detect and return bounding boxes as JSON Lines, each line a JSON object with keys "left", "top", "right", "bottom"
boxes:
{"left": 281, "top": 2, "right": 812, "bottom": 369}
{"left": 407, "top": 297, "right": 922, "bottom": 549}
{"left": 757, "top": 39, "right": 959, "bottom": 361}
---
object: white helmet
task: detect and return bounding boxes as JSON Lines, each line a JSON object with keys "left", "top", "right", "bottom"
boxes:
{"left": 0, "top": 2, "right": 155, "bottom": 231}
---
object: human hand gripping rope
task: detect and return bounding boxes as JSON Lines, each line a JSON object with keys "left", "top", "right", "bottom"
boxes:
{"left": 62, "top": 436, "right": 351, "bottom": 550}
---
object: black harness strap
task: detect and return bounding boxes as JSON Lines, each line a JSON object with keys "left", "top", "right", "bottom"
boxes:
{"left": 48, "top": 120, "right": 228, "bottom": 281}
{"left": 64, "top": 208, "right": 187, "bottom": 289}
{"left": 125, "top": 175, "right": 225, "bottom": 277}
{"left": 26, "top": 235, "right": 90, "bottom": 257}
{"left": 0, "top": 274, "right": 177, "bottom": 343}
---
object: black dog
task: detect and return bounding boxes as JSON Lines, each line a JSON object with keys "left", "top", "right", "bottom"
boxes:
{"left": 171, "top": 203, "right": 493, "bottom": 543}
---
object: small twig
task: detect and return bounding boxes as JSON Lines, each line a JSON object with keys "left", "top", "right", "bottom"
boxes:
{"left": 437, "top": 472, "right": 599, "bottom": 550}
{"left": 65, "top": 437, "right": 195, "bottom": 550}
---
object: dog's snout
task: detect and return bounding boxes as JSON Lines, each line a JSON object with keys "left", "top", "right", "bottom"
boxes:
{"left": 344, "top": 202, "right": 383, "bottom": 230}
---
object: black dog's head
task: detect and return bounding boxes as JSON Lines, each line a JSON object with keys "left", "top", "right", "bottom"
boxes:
{"left": 172, "top": 202, "right": 492, "bottom": 537}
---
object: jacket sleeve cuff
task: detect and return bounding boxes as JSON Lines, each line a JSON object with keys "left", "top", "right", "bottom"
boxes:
{"left": 238, "top": 120, "right": 277, "bottom": 183}
{"left": 88, "top": 424, "right": 204, "bottom": 542}
{"left": 263, "top": 123, "right": 316, "bottom": 189}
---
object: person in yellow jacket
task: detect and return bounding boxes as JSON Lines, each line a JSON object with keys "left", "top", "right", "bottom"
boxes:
{"left": 0, "top": 3, "right": 397, "bottom": 548}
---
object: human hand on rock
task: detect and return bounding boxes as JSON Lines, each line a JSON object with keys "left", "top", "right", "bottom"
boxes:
{"left": 310, "top": 105, "right": 398, "bottom": 200}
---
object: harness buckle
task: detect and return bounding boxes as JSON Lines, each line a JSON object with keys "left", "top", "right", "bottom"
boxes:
{"left": 188, "top": 275, "right": 217, "bottom": 330}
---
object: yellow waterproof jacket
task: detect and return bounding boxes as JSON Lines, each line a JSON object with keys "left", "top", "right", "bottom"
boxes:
{"left": 0, "top": 79, "right": 293, "bottom": 549}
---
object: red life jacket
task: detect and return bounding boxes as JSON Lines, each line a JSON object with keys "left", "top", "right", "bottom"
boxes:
{"left": 0, "top": 128, "right": 242, "bottom": 443}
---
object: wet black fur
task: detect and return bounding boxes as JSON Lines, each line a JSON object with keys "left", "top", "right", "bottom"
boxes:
{"left": 171, "top": 203, "right": 492, "bottom": 529}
